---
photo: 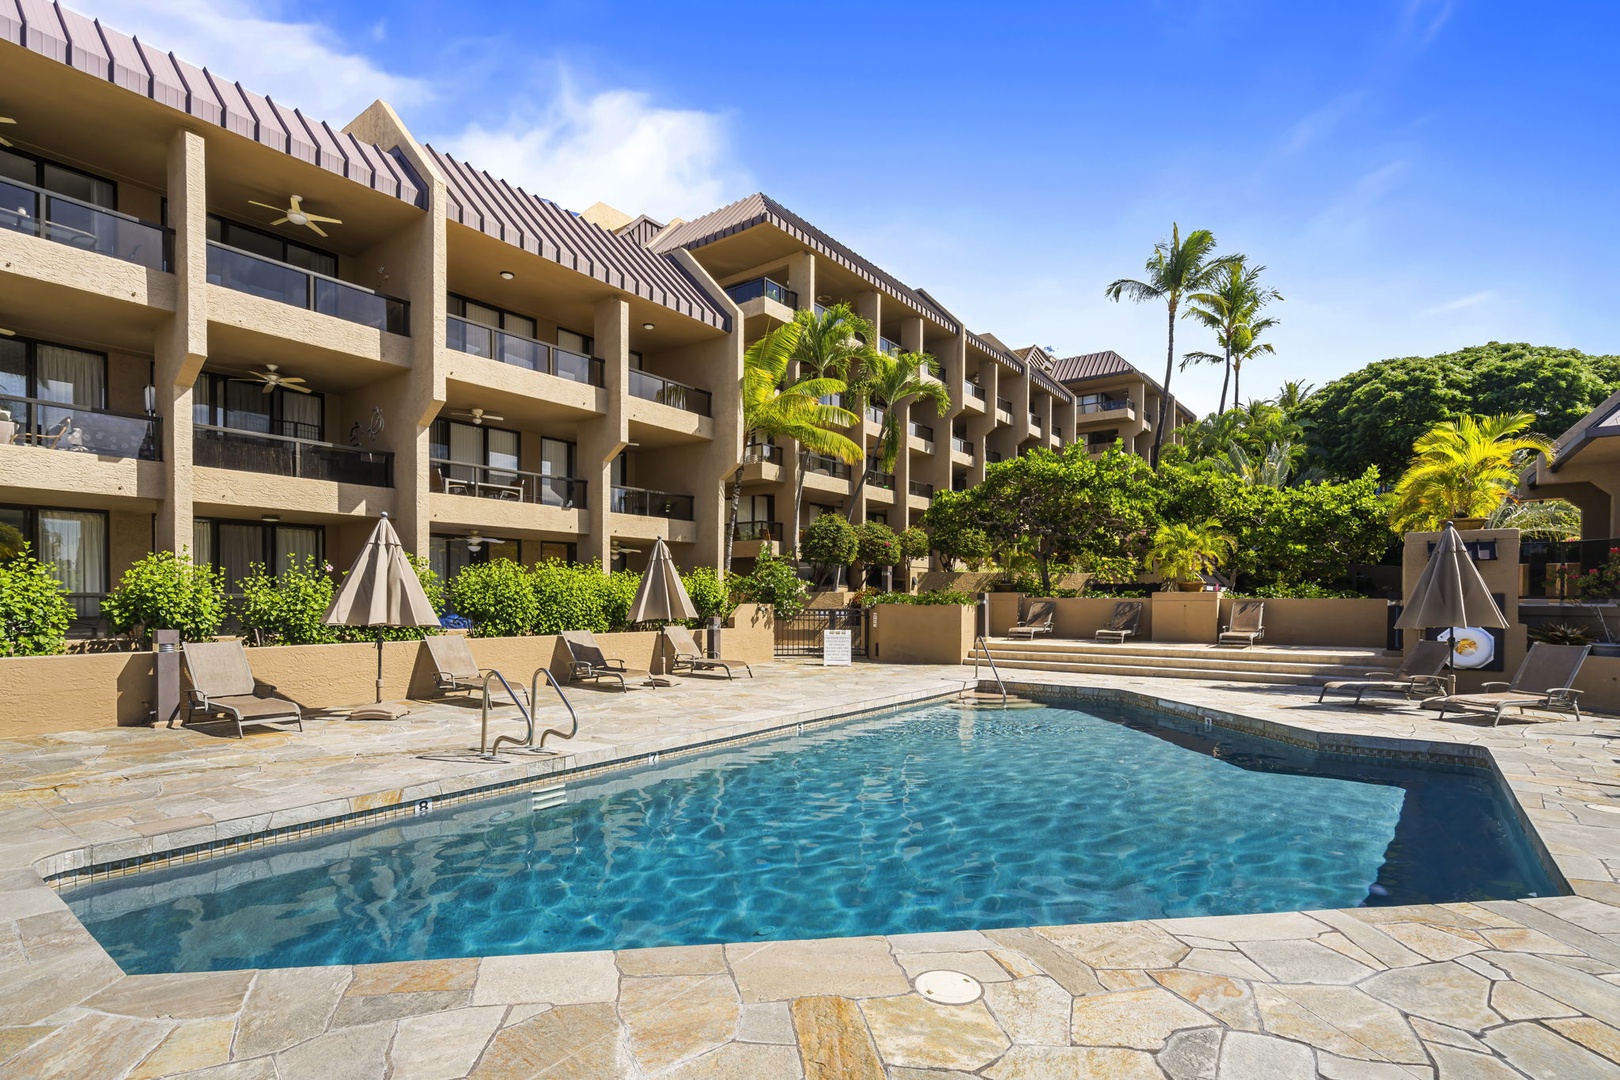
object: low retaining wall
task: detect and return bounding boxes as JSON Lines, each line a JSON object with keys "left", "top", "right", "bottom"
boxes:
{"left": 1049, "top": 597, "right": 1155, "bottom": 640}
{"left": 1218, "top": 597, "right": 1391, "bottom": 649}
{"left": 1016, "top": 594, "right": 1390, "bottom": 649}
{"left": 869, "top": 603, "right": 973, "bottom": 664}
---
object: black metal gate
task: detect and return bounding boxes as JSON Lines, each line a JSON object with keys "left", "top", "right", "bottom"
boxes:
{"left": 775, "top": 607, "right": 867, "bottom": 657}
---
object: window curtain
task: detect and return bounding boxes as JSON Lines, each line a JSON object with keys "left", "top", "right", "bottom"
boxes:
{"left": 218, "top": 523, "right": 262, "bottom": 594}
{"left": 34, "top": 345, "right": 104, "bottom": 441}
{"left": 446, "top": 421, "right": 481, "bottom": 485}
{"left": 278, "top": 391, "right": 322, "bottom": 441}
{"left": 485, "top": 428, "right": 519, "bottom": 483}
{"left": 192, "top": 519, "right": 213, "bottom": 567}
{"left": 275, "top": 526, "right": 321, "bottom": 571}
{"left": 224, "top": 380, "right": 271, "bottom": 433}
{"left": 37, "top": 510, "right": 105, "bottom": 616}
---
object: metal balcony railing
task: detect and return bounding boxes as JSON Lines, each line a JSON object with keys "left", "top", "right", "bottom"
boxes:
{"left": 986, "top": 450, "right": 1004, "bottom": 463}
{"left": 1030, "top": 412, "right": 1043, "bottom": 429}
{"left": 909, "top": 422, "right": 935, "bottom": 441}
{"left": 997, "top": 397, "right": 1014, "bottom": 414}
{"left": 432, "top": 459, "right": 586, "bottom": 507}
{"left": 908, "top": 480, "right": 934, "bottom": 498}
{"left": 725, "top": 276, "right": 798, "bottom": 309}
{"left": 952, "top": 437, "right": 975, "bottom": 460}
{"left": 611, "top": 485, "right": 694, "bottom": 521}
{"left": 865, "top": 406, "right": 886, "bottom": 425}
{"left": 0, "top": 177, "right": 171, "bottom": 270}
{"left": 803, "top": 454, "right": 852, "bottom": 480}
{"left": 628, "top": 369, "right": 712, "bottom": 416}
{"left": 965, "top": 383, "right": 987, "bottom": 401}
{"left": 195, "top": 425, "right": 392, "bottom": 486}
{"left": 878, "top": 336, "right": 903, "bottom": 356}
{"left": 864, "top": 468, "right": 895, "bottom": 490}
{"left": 207, "top": 242, "right": 409, "bottom": 334}
{"left": 1079, "top": 398, "right": 1130, "bottom": 414}
{"left": 732, "top": 520, "right": 782, "bottom": 542}
{"left": 0, "top": 396, "right": 161, "bottom": 459}
{"left": 445, "top": 316, "right": 605, "bottom": 386}
{"left": 744, "top": 441, "right": 784, "bottom": 464}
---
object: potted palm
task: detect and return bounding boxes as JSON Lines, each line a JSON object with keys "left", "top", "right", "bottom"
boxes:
{"left": 1149, "top": 521, "right": 1235, "bottom": 592}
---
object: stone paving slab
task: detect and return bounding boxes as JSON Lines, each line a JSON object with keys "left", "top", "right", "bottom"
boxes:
{"left": 4, "top": 661, "right": 1620, "bottom": 1076}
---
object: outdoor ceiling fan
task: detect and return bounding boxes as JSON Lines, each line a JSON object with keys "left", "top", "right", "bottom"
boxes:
{"left": 465, "top": 531, "right": 509, "bottom": 553}
{"left": 238, "top": 364, "right": 312, "bottom": 394}
{"left": 0, "top": 326, "right": 14, "bottom": 337}
{"left": 611, "top": 540, "right": 642, "bottom": 558}
{"left": 248, "top": 194, "right": 343, "bottom": 238}
{"left": 0, "top": 115, "right": 14, "bottom": 148}
{"left": 451, "top": 408, "right": 503, "bottom": 425}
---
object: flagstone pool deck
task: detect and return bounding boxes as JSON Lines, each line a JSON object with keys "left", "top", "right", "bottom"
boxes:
{"left": 5, "top": 659, "right": 1620, "bottom": 1078}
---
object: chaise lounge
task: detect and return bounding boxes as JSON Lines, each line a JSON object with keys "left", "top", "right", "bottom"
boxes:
{"left": 663, "top": 624, "right": 752, "bottom": 679}
{"left": 424, "top": 635, "right": 529, "bottom": 706}
{"left": 1428, "top": 642, "right": 1591, "bottom": 726}
{"left": 1218, "top": 601, "right": 1266, "bottom": 647}
{"left": 561, "top": 630, "right": 655, "bottom": 691}
{"left": 1317, "top": 639, "right": 1452, "bottom": 705}
{"left": 1007, "top": 600, "right": 1056, "bottom": 640}
{"left": 1094, "top": 601, "right": 1144, "bottom": 644}
{"left": 181, "top": 641, "right": 303, "bottom": 739}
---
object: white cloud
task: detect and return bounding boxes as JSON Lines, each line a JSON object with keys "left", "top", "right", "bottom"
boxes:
{"left": 442, "top": 80, "right": 749, "bottom": 221}
{"left": 1279, "top": 92, "right": 1365, "bottom": 157}
{"left": 82, "top": 0, "right": 432, "bottom": 122}
{"left": 1419, "top": 290, "right": 1496, "bottom": 317}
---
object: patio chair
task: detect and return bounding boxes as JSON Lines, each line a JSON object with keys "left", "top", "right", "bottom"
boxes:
{"left": 1007, "top": 600, "right": 1056, "bottom": 640}
{"left": 34, "top": 416, "right": 73, "bottom": 449}
{"left": 561, "top": 630, "right": 653, "bottom": 691}
{"left": 423, "top": 635, "right": 528, "bottom": 706}
{"left": 1318, "top": 640, "right": 1453, "bottom": 705}
{"left": 1429, "top": 643, "right": 1591, "bottom": 726}
{"left": 181, "top": 641, "right": 303, "bottom": 739}
{"left": 430, "top": 467, "right": 471, "bottom": 497}
{"left": 663, "top": 624, "right": 752, "bottom": 680}
{"left": 1094, "top": 601, "right": 1144, "bottom": 644}
{"left": 1218, "top": 601, "right": 1266, "bottom": 647}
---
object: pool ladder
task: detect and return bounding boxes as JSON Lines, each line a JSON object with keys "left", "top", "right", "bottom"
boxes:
{"left": 478, "top": 667, "right": 580, "bottom": 759}
{"left": 971, "top": 635, "right": 1008, "bottom": 707}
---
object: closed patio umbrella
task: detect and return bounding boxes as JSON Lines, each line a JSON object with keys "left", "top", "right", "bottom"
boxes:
{"left": 324, "top": 512, "right": 440, "bottom": 718}
{"left": 1395, "top": 521, "right": 1508, "bottom": 680}
{"left": 627, "top": 537, "right": 697, "bottom": 624}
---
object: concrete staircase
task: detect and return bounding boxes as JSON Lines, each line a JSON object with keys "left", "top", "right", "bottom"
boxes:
{"left": 969, "top": 638, "right": 1402, "bottom": 687}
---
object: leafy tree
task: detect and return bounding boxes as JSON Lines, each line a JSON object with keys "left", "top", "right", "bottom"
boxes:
{"left": 855, "top": 521, "right": 901, "bottom": 568}
{"left": 102, "top": 550, "right": 226, "bottom": 644}
{"left": 1487, "top": 498, "right": 1582, "bottom": 540}
{"left": 681, "top": 566, "right": 735, "bottom": 624}
{"left": 0, "top": 545, "right": 73, "bottom": 657}
{"left": 898, "top": 526, "right": 931, "bottom": 563}
{"left": 729, "top": 322, "right": 861, "bottom": 569}
{"left": 800, "top": 511, "right": 857, "bottom": 584}
{"left": 1182, "top": 258, "right": 1282, "bottom": 413}
{"left": 787, "top": 303, "right": 883, "bottom": 547}
{"left": 1389, "top": 413, "right": 1554, "bottom": 532}
{"left": 921, "top": 490, "right": 994, "bottom": 569}
{"left": 845, "top": 349, "right": 950, "bottom": 521}
{"left": 734, "top": 549, "right": 808, "bottom": 619}
{"left": 1106, "top": 224, "right": 1235, "bottom": 465}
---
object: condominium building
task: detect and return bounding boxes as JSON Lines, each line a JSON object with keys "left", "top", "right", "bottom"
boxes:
{"left": 1042, "top": 351, "right": 1197, "bottom": 459}
{"left": 0, "top": 2, "right": 1186, "bottom": 629}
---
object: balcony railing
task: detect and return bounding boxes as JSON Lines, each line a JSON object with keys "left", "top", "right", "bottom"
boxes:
{"left": 611, "top": 485, "right": 694, "bottom": 521}
{"left": 725, "top": 276, "right": 798, "bottom": 309}
{"left": 0, "top": 178, "right": 171, "bottom": 271}
{"left": 1030, "top": 412, "right": 1043, "bottom": 430}
{"left": 733, "top": 520, "right": 783, "bottom": 542}
{"left": 997, "top": 397, "right": 1014, "bottom": 414}
{"left": 744, "top": 441, "right": 784, "bottom": 464}
{"left": 629, "top": 369, "right": 712, "bottom": 416}
{"left": 865, "top": 406, "right": 886, "bottom": 425}
{"left": 952, "top": 437, "right": 975, "bottom": 460}
{"left": 195, "top": 424, "right": 392, "bottom": 486}
{"left": 0, "top": 396, "right": 161, "bottom": 459}
{"left": 908, "top": 481, "right": 934, "bottom": 498}
{"left": 819, "top": 392, "right": 844, "bottom": 408}
{"left": 965, "top": 383, "right": 986, "bottom": 401}
{"left": 445, "top": 316, "right": 604, "bottom": 386}
{"left": 986, "top": 450, "right": 1004, "bottom": 463}
{"left": 909, "top": 422, "right": 935, "bottom": 441}
{"left": 864, "top": 469, "right": 895, "bottom": 490}
{"left": 1079, "top": 398, "right": 1130, "bottom": 414}
{"left": 207, "top": 242, "right": 409, "bottom": 335}
{"left": 878, "top": 336, "right": 903, "bottom": 356}
{"left": 803, "top": 454, "right": 852, "bottom": 480}
{"left": 432, "top": 459, "right": 586, "bottom": 508}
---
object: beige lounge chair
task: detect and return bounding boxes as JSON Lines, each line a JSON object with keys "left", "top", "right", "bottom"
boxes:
{"left": 663, "top": 624, "right": 752, "bottom": 680}
{"left": 562, "top": 630, "right": 653, "bottom": 691}
{"left": 1218, "top": 601, "right": 1266, "bottom": 647}
{"left": 181, "top": 641, "right": 303, "bottom": 739}
{"left": 1430, "top": 643, "right": 1590, "bottom": 726}
{"left": 1094, "top": 601, "right": 1144, "bottom": 644}
{"left": 423, "top": 635, "right": 528, "bottom": 705}
{"left": 1007, "top": 600, "right": 1056, "bottom": 640}
{"left": 1318, "top": 640, "right": 1452, "bottom": 705}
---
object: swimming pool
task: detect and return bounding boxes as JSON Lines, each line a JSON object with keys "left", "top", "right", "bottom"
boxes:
{"left": 67, "top": 698, "right": 1559, "bottom": 973}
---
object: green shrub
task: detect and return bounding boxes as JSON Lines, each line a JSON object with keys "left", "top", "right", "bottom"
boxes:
{"left": 236, "top": 556, "right": 339, "bottom": 646}
{"left": 735, "top": 549, "right": 808, "bottom": 620}
{"left": 682, "top": 565, "right": 735, "bottom": 624}
{"left": 530, "top": 560, "right": 605, "bottom": 633}
{"left": 0, "top": 545, "right": 73, "bottom": 656}
{"left": 856, "top": 521, "right": 901, "bottom": 567}
{"left": 600, "top": 568, "right": 642, "bottom": 631}
{"left": 802, "top": 513, "right": 858, "bottom": 578}
{"left": 448, "top": 559, "right": 537, "bottom": 637}
{"left": 103, "top": 550, "right": 226, "bottom": 644}
{"left": 898, "top": 526, "right": 931, "bottom": 563}
{"left": 859, "top": 589, "right": 975, "bottom": 607}
{"left": 1240, "top": 582, "right": 1367, "bottom": 599}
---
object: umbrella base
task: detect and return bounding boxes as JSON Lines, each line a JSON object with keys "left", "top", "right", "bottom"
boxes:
{"left": 348, "top": 703, "right": 412, "bottom": 721}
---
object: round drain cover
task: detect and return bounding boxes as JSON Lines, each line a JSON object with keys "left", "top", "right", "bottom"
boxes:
{"left": 915, "top": 969, "right": 983, "bottom": 1005}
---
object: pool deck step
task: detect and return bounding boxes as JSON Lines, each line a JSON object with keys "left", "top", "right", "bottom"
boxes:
{"left": 968, "top": 639, "right": 1402, "bottom": 687}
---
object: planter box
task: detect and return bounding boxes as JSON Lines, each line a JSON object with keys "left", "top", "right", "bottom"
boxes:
{"left": 1151, "top": 590, "right": 1221, "bottom": 643}
{"left": 869, "top": 603, "right": 973, "bottom": 664}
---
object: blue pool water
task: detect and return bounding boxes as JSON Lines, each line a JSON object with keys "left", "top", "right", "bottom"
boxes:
{"left": 68, "top": 699, "right": 1559, "bottom": 973}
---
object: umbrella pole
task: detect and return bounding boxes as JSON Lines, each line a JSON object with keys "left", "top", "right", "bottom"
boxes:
{"left": 376, "top": 630, "right": 384, "bottom": 704}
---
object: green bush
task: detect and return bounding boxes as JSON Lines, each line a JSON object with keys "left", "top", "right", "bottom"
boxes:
{"left": 236, "top": 556, "right": 339, "bottom": 646}
{"left": 735, "top": 549, "right": 808, "bottom": 619}
{"left": 448, "top": 559, "right": 538, "bottom": 638}
{"left": 530, "top": 560, "right": 605, "bottom": 633}
{"left": 600, "top": 568, "right": 642, "bottom": 631}
{"left": 0, "top": 545, "right": 73, "bottom": 656}
{"left": 682, "top": 565, "right": 735, "bottom": 624}
{"left": 898, "top": 526, "right": 931, "bottom": 563}
{"left": 859, "top": 589, "right": 975, "bottom": 607}
{"left": 856, "top": 521, "right": 901, "bottom": 567}
{"left": 102, "top": 550, "right": 226, "bottom": 644}
{"left": 802, "top": 513, "right": 858, "bottom": 577}
{"left": 1239, "top": 583, "right": 1367, "bottom": 599}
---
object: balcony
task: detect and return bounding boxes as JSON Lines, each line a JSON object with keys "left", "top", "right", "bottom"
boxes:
{"left": 629, "top": 369, "right": 712, "bottom": 416}
{"left": 733, "top": 520, "right": 783, "bottom": 542}
{"left": 195, "top": 425, "right": 392, "bottom": 486}
{"left": 1030, "top": 412, "right": 1043, "bottom": 431}
{"left": 432, "top": 460, "right": 585, "bottom": 507}
{"left": 864, "top": 468, "right": 896, "bottom": 490}
{"left": 909, "top": 422, "right": 935, "bottom": 441}
{"left": 1079, "top": 397, "right": 1131, "bottom": 414}
{"left": 446, "top": 316, "right": 603, "bottom": 386}
{"left": 207, "top": 242, "right": 409, "bottom": 335}
{"left": 0, "top": 178, "right": 171, "bottom": 271}
{"left": 879, "top": 336, "right": 903, "bottom": 357}
{"left": 865, "top": 406, "right": 886, "bottom": 425}
{"left": 908, "top": 481, "right": 934, "bottom": 498}
{"left": 612, "top": 485, "right": 694, "bottom": 521}
{"left": 744, "top": 441, "right": 785, "bottom": 464}
{"left": 997, "top": 397, "right": 1014, "bottom": 414}
{"left": 986, "top": 450, "right": 1004, "bottom": 463}
{"left": 0, "top": 396, "right": 160, "bottom": 459}
{"left": 803, "top": 453, "right": 852, "bottom": 480}
{"left": 725, "top": 276, "right": 798, "bottom": 309}
{"left": 965, "top": 383, "right": 986, "bottom": 402}
{"left": 819, "top": 392, "right": 844, "bottom": 408}
{"left": 952, "top": 437, "right": 976, "bottom": 462}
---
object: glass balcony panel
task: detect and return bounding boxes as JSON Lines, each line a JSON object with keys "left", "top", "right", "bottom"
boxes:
{"left": 0, "top": 179, "right": 170, "bottom": 270}
{"left": 611, "top": 485, "right": 694, "bottom": 520}
{"left": 196, "top": 425, "right": 392, "bottom": 486}
{"left": 0, "top": 396, "right": 160, "bottom": 459}
{"left": 208, "top": 242, "right": 409, "bottom": 334}
{"left": 733, "top": 520, "right": 782, "bottom": 542}
{"left": 724, "top": 276, "right": 798, "bottom": 309}
{"left": 554, "top": 347, "right": 603, "bottom": 386}
{"left": 628, "top": 369, "right": 712, "bottom": 416}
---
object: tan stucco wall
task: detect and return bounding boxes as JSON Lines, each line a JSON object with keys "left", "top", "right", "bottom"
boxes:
{"left": 1049, "top": 597, "right": 1154, "bottom": 640}
{"left": 869, "top": 603, "right": 973, "bottom": 664}
{"left": 0, "top": 651, "right": 155, "bottom": 734}
{"left": 1215, "top": 597, "right": 1391, "bottom": 649}
{"left": 1151, "top": 591, "right": 1221, "bottom": 643}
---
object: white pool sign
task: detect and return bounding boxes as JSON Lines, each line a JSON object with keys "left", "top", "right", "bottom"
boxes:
{"left": 823, "top": 629, "right": 853, "bottom": 666}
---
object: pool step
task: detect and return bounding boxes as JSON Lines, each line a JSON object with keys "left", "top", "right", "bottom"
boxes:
{"left": 967, "top": 640, "right": 1401, "bottom": 687}
{"left": 530, "top": 784, "right": 567, "bottom": 812}
{"left": 953, "top": 690, "right": 1043, "bottom": 710}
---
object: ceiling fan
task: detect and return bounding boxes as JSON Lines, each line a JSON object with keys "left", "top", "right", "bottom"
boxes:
{"left": 0, "top": 326, "right": 14, "bottom": 337}
{"left": 610, "top": 540, "right": 642, "bottom": 558}
{"left": 0, "top": 115, "right": 14, "bottom": 148}
{"left": 465, "top": 531, "right": 510, "bottom": 553}
{"left": 451, "top": 408, "right": 503, "bottom": 425}
{"left": 248, "top": 194, "right": 343, "bottom": 238}
{"left": 238, "top": 364, "right": 312, "bottom": 394}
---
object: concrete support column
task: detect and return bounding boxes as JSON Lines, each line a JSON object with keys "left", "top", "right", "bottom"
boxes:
{"left": 155, "top": 130, "right": 207, "bottom": 555}
{"left": 581, "top": 296, "right": 630, "bottom": 570}
{"left": 969, "top": 363, "right": 1001, "bottom": 486}
{"left": 786, "top": 251, "right": 815, "bottom": 315}
{"left": 1011, "top": 366, "right": 1033, "bottom": 449}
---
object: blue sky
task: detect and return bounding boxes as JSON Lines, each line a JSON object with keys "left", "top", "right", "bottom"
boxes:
{"left": 91, "top": 0, "right": 1620, "bottom": 413}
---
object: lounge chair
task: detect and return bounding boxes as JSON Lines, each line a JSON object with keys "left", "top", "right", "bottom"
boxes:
{"left": 1007, "top": 600, "right": 1056, "bottom": 640}
{"left": 424, "top": 635, "right": 528, "bottom": 706}
{"left": 1318, "top": 640, "right": 1452, "bottom": 705}
{"left": 1094, "top": 601, "right": 1144, "bottom": 644}
{"left": 663, "top": 624, "right": 752, "bottom": 680}
{"left": 561, "top": 630, "right": 654, "bottom": 691}
{"left": 181, "top": 641, "right": 303, "bottom": 739}
{"left": 1429, "top": 643, "right": 1591, "bottom": 726}
{"left": 1218, "top": 601, "right": 1266, "bottom": 647}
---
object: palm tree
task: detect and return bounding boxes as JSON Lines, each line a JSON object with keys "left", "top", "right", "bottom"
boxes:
{"left": 1227, "top": 320, "right": 1279, "bottom": 408}
{"left": 1148, "top": 520, "right": 1236, "bottom": 590}
{"left": 1274, "top": 380, "right": 1315, "bottom": 418}
{"left": 786, "top": 303, "right": 882, "bottom": 550}
{"left": 1107, "top": 224, "right": 1233, "bottom": 466}
{"left": 844, "top": 350, "right": 951, "bottom": 522}
{"left": 1183, "top": 259, "right": 1282, "bottom": 414}
{"left": 1389, "top": 413, "right": 1555, "bottom": 533}
{"left": 728, "top": 323, "right": 861, "bottom": 571}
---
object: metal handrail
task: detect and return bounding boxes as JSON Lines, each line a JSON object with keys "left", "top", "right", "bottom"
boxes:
{"left": 478, "top": 669, "right": 534, "bottom": 758}
{"left": 973, "top": 634, "right": 1008, "bottom": 706}
{"left": 527, "top": 666, "right": 580, "bottom": 751}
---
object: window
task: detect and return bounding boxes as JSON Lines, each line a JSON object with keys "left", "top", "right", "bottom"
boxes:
{"left": 195, "top": 373, "right": 324, "bottom": 441}
{"left": 0, "top": 338, "right": 108, "bottom": 417}
{"left": 629, "top": 350, "right": 644, "bottom": 371}
{"left": 207, "top": 214, "right": 337, "bottom": 278}
{"left": 447, "top": 294, "right": 538, "bottom": 340}
{"left": 739, "top": 494, "right": 773, "bottom": 524}
{"left": 537, "top": 541, "right": 576, "bottom": 563}
{"left": 194, "top": 519, "right": 323, "bottom": 592}
{"left": 540, "top": 437, "right": 576, "bottom": 478}
{"left": 611, "top": 451, "right": 629, "bottom": 487}
{"left": 866, "top": 512, "right": 887, "bottom": 525}
{"left": 0, "top": 147, "right": 116, "bottom": 208}
{"left": 557, "top": 328, "right": 593, "bottom": 357}
{"left": 0, "top": 505, "right": 108, "bottom": 618}
{"left": 432, "top": 419, "right": 523, "bottom": 484}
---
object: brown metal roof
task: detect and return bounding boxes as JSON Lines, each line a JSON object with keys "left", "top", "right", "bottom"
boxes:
{"left": 1046, "top": 351, "right": 1138, "bottom": 383}
{"left": 429, "top": 148, "right": 730, "bottom": 331}
{"left": 0, "top": 1, "right": 427, "bottom": 207}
